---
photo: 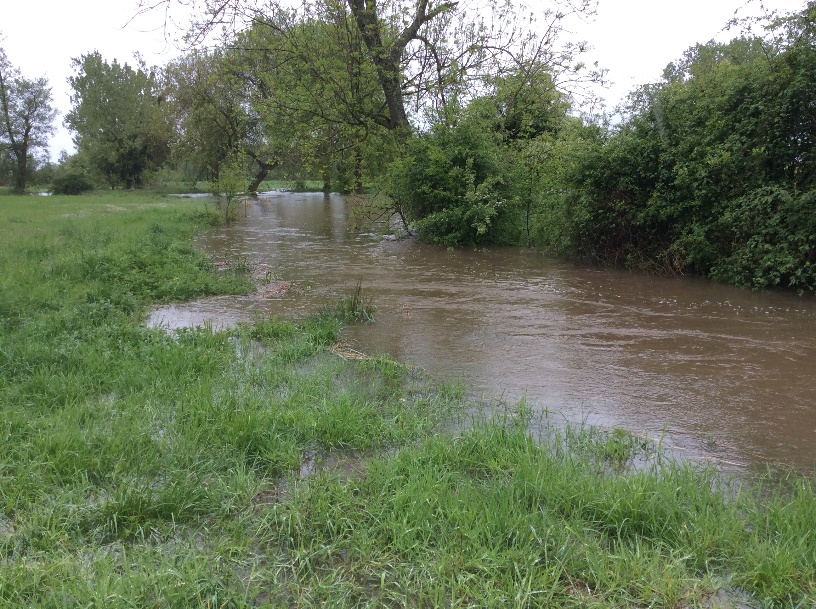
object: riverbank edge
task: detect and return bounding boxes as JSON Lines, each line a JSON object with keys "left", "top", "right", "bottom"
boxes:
{"left": 0, "top": 192, "right": 813, "bottom": 607}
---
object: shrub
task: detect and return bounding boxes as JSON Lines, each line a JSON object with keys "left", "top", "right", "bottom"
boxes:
{"left": 51, "top": 171, "right": 95, "bottom": 195}
{"left": 385, "top": 119, "right": 510, "bottom": 247}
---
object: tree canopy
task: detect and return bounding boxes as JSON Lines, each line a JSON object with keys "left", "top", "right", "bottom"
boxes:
{"left": 65, "top": 52, "right": 172, "bottom": 189}
{"left": 142, "top": 0, "right": 599, "bottom": 194}
{"left": 145, "top": 0, "right": 599, "bottom": 127}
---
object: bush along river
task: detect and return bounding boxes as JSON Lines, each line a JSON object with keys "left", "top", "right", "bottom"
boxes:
{"left": 149, "top": 192, "right": 816, "bottom": 473}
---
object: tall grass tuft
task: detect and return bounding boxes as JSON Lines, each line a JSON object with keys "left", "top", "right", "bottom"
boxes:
{"left": 329, "top": 278, "right": 377, "bottom": 323}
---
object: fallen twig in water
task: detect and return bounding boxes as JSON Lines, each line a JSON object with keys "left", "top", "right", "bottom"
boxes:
{"left": 330, "top": 343, "right": 370, "bottom": 361}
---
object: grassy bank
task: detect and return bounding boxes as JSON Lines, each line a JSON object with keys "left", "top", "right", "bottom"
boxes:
{"left": 1, "top": 192, "right": 814, "bottom": 607}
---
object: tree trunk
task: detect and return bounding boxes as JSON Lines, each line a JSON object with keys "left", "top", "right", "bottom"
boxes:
{"left": 322, "top": 167, "right": 332, "bottom": 194}
{"left": 377, "top": 58, "right": 410, "bottom": 131}
{"left": 354, "top": 147, "right": 364, "bottom": 194}
{"left": 346, "top": 0, "right": 457, "bottom": 132}
{"left": 13, "top": 147, "right": 27, "bottom": 193}
{"left": 246, "top": 160, "right": 279, "bottom": 193}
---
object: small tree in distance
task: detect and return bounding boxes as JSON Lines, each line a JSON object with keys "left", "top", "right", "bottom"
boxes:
{"left": 210, "top": 156, "right": 248, "bottom": 223}
{"left": 0, "top": 36, "right": 57, "bottom": 193}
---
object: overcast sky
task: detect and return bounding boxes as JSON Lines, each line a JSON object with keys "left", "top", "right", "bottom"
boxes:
{"left": 1, "top": 0, "right": 807, "bottom": 160}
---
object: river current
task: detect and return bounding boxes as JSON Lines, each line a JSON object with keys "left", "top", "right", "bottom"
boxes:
{"left": 149, "top": 192, "right": 816, "bottom": 473}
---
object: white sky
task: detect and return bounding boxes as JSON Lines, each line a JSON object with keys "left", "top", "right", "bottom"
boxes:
{"left": 0, "top": 0, "right": 807, "bottom": 160}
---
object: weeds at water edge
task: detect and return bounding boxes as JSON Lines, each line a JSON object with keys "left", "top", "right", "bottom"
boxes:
{"left": 328, "top": 279, "right": 376, "bottom": 323}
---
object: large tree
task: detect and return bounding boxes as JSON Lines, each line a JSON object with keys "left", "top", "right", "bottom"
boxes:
{"left": 0, "top": 41, "right": 57, "bottom": 193}
{"left": 166, "top": 49, "right": 252, "bottom": 184}
{"left": 157, "top": 0, "right": 599, "bottom": 195}
{"left": 237, "top": 7, "right": 393, "bottom": 190}
{"left": 167, "top": 42, "right": 333, "bottom": 192}
{"left": 142, "top": 0, "right": 599, "bottom": 132}
{"left": 66, "top": 52, "right": 172, "bottom": 189}
{"left": 344, "top": 0, "right": 456, "bottom": 130}
{"left": 167, "top": 8, "right": 393, "bottom": 192}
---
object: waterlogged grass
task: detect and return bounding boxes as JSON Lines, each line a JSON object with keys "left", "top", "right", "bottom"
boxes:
{"left": 259, "top": 421, "right": 816, "bottom": 608}
{"left": 1, "top": 193, "right": 815, "bottom": 607}
{"left": 326, "top": 279, "right": 377, "bottom": 323}
{"left": 0, "top": 192, "right": 463, "bottom": 605}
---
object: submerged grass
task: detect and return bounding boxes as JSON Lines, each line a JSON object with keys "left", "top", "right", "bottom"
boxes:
{"left": 1, "top": 192, "right": 814, "bottom": 607}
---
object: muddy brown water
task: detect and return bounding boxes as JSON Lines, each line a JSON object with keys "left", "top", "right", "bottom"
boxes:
{"left": 148, "top": 193, "right": 816, "bottom": 473}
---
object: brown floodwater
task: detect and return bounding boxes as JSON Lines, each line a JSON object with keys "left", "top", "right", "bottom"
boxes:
{"left": 148, "top": 193, "right": 816, "bottom": 473}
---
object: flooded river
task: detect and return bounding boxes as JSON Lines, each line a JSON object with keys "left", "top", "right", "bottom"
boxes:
{"left": 150, "top": 193, "right": 816, "bottom": 473}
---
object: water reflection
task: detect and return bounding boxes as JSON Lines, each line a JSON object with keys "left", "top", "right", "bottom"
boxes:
{"left": 150, "top": 193, "right": 816, "bottom": 473}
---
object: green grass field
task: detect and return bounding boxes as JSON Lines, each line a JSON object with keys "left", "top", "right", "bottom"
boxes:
{"left": 1, "top": 192, "right": 814, "bottom": 607}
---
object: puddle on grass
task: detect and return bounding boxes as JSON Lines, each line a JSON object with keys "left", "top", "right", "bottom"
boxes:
{"left": 146, "top": 300, "right": 251, "bottom": 332}
{"left": 0, "top": 515, "right": 14, "bottom": 537}
{"left": 696, "top": 579, "right": 759, "bottom": 609}
{"left": 298, "top": 449, "right": 366, "bottom": 480}
{"left": 147, "top": 254, "right": 297, "bottom": 333}
{"left": 252, "top": 449, "right": 366, "bottom": 509}
{"left": 229, "top": 336, "right": 267, "bottom": 363}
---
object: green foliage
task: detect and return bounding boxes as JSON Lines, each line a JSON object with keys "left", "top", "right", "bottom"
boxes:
{"left": 381, "top": 63, "right": 581, "bottom": 248}
{"left": 469, "top": 62, "right": 569, "bottom": 142}
{"left": 0, "top": 147, "right": 13, "bottom": 185}
{"left": 386, "top": 117, "right": 510, "bottom": 247}
{"left": 208, "top": 156, "right": 247, "bottom": 223}
{"left": 710, "top": 187, "right": 816, "bottom": 291}
{"left": 0, "top": 40, "right": 57, "bottom": 193}
{"left": 166, "top": 48, "right": 284, "bottom": 190}
{"left": 165, "top": 50, "right": 240, "bottom": 185}
{"left": 51, "top": 170, "right": 94, "bottom": 195}
{"left": 328, "top": 280, "right": 376, "bottom": 323}
{"left": 166, "top": 12, "right": 393, "bottom": 194}
{"left": 556, "top": 3, "right": 816, "bottom": 290}
{"left": 164, "top": 0, "right": 601, "bottom": 199}
{"left": 66, "top": 52, "right": 171, "bottom": 189}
